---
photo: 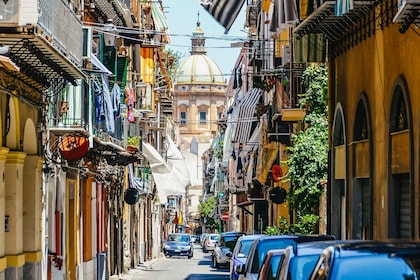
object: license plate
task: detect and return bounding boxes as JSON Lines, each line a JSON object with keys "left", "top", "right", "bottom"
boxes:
{"left": 175, "top": 249, "right": 181, "bottom": 252}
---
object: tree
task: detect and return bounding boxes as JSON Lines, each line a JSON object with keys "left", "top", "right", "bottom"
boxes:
{"left": 198, "top": 196, "right": 221, "bottom": 230}
{"left": 284, "top": 63, "right": 329, "bottom": 232}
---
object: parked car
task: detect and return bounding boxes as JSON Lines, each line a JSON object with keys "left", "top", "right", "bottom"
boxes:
{"left": 212, "top": 232, "right": 245, "bottom": 268}
{"left": 309, "top": 241, "right": 420, "bottom": 280}
{"left": 163, "top": 233, "right": 193, "bottom": 258}
{"left": 200, "top": 233, "right": 209, "bottom": 247}
{"left": 276, "top": 240, "right": 357, "bottom": 280}
{"left": 230, "top": 235, "right": 264, "bottom": 280}
{"left": 203, "top": 233, "right": 220, "bottom": 253}
{"left": 257, "top": 249, "right": 285, "bottom": 280}
{"left": 236, "top": 235, "right": 335, "bottom": 280}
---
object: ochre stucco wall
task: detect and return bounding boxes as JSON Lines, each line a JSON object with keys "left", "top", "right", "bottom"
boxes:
{"left": 330, "top": 22, "right": 420, "bottom": 239}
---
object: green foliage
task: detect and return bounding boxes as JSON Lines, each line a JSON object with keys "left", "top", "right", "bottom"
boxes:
{"left": 264, "top": 215, "right": 320, "bottom": 235}
{"left": 284, "top": 63, "right": 328, "bottom": 230}
{"left": 198, "top": 196, "right": 221, "bottom": 230}
{"left": 298, "top": 64, "right": 328, "bottom": 116}
{"left": 127, "top": 135, "right": 142, "bottom": 147}
{"left": 214, "top": 138, "right": 224, "bottom": 159}
{"left": 163, "top": 48, "right": 184, "bottom": 84}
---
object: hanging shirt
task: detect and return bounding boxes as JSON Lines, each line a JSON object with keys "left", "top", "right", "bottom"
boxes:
{"left": 111, "top": 83, "right": 122, "bottom": 118}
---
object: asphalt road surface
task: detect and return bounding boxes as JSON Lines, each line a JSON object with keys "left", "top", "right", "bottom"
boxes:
{"left": 123, "top": 244, "right": 231, "bottom": 280}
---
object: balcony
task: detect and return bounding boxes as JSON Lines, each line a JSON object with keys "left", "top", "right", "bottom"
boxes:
{"left": 0, "top": 0, "right": 85, "bottom": 100}
{"left": 294, "top": 1, "right": 377, "bottom": 42}
{"left": 393, "top": 0, "right": 420, "bottom": 33}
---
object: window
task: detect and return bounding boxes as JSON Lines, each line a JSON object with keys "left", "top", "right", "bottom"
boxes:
{"left": 200, "top": 111, "right": 207, "bottom": 125}
{"left": 180, "top": 112, "right": 187, "bottom": 126}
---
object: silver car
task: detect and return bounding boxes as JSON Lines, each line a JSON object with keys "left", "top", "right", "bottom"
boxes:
{"left": 212, "top": 232, "right": 245, "bottom": 268}
{"left": 202, "top": 233, "right": 220, "bottom": 253}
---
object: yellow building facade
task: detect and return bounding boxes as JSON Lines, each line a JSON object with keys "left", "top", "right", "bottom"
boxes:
{"left": 296, "top": 0, "right": 420, "bottom": 240}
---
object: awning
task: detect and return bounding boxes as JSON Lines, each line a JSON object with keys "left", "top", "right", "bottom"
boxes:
{"left": 90, "top": 55, "right": 112, "bottom": 75}
{"left": 201, "top": 0, "right": 246, "bottom": 33}
{"left": 151, "top": 2, "right": 169, "bottom": 32}
{"left": 91, "top": 0, "right": 130, "bottom": 27}
{"left": 294, "top": 1, "right": 376, "bottom": 41}
{"left": 142, "top": 140, "right": 189, "bottom": 203}
{"left": 232, "top": 88, "right": 263, "bottom": 144}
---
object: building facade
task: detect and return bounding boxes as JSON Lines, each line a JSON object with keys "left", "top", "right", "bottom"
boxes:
{"left": 296, "top": 0, "right": 420, "bottom": 240}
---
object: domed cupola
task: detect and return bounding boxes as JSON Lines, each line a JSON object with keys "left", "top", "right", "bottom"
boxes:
{"left": 176, "top": 15, "right": 225, "bottom": 85}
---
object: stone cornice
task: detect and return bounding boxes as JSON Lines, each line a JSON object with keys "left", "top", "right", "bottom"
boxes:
{"left": 6, "top": 151, "right": 27, "bottom": 165}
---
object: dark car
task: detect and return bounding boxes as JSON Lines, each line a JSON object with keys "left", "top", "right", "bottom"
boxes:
{"left": 163, "top": 233, "right": 193, "bottom": 258}
{"left": 212, "top": 232, "right": 245, "bottom": 268}
{"left": 236, "top": 235, "right": 335, "bottom": 280}
{"left": 230, "top": 234, "right": 264, "bottom": 280}
{"left": 309, "top": 241, "right": 420, "bottom": 280}
{"left": 276, "top": 240, "right": 358, "bottom": 280}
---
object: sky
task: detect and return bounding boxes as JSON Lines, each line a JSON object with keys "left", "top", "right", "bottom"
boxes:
{"left": 164, "top": 0, "right": 247, "bottom": 81}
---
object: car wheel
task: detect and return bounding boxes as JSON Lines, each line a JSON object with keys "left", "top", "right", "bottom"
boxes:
{"left": 212, "top": 256, "right": 219, "bottom": 269}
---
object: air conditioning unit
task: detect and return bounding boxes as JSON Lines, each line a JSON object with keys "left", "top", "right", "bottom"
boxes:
{"left": 281, "top": 46, "right": 291, "bottom": 66}
{"left": 0, "top": 0, "right": 38, "bottom": 26}
{"left": 82, "top": 27, "right": 92, "bottom": 59}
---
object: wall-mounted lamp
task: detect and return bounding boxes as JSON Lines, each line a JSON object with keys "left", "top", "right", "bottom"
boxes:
{"left": 104, "top": 19, "right": 117, "bottom": 47}
{"left": 136, "top": 81, "right": 147, "bottom": 108}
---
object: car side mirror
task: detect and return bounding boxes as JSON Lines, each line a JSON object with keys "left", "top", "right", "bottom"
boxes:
{"left": 235, "top": 264, "right": 246, "bottom": 274}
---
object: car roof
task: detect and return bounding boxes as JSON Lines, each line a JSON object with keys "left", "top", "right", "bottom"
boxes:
{"left": 238, "top": 234, "right": 264, "bottom": 241}
{"left": 292, "top": 240, "right": 359, "bottom": 255}
{"left": 220, "top": 231, "right": 245, "bottom": 236}
{"left": 332, "top": 240, "right": 420, "bottom": 258}
{"left": 256, "top": 234, "right": 335, "bottom": 243}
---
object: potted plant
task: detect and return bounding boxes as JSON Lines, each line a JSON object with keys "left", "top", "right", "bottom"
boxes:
{"left": 127, "top": 135, "right": 142, "bottom": 152}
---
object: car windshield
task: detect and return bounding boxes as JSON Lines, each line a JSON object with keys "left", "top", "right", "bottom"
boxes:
{"left": 331, "top": 254, "right": 420, "bottom": 280}
{"left": 251, "top": 239, "right": 295, "bottom": 273}
{"left": 222, "top": 235, "right": 241, "bottom": 250}
{"left": 289, "top": 255, "right": 319, "bottom": 280}
{"left": 210, "top": 235, "right": 219, "bottom": 240}
{"left": 167, "top": 235, "right": 189, "bottom": 242}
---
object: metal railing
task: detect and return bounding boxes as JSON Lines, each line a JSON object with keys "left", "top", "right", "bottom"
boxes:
{"left": 38, "top": 0, "right": 83, "bottom": 66}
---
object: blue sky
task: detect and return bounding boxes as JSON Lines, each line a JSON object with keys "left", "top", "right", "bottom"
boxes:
{"left": 164, "top": 0, "right": 247, "bottom": 80}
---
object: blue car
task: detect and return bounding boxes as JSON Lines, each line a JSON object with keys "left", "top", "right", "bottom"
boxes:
{"left": 230, "top": 235, "right": 263, "bottom": 280}
{"left": 236, "top": 235, "right": 335, "bottom": 280}
{"left": 309, "top": 241, "right": 420, "bottom": 280}
{"left": 163, "top": 233, "right": 193, "bottom": 258}
{"left": 277, "top": 240, "right": 358, "bottom": 280}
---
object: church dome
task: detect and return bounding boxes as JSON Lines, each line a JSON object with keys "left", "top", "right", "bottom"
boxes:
{"left": 176, "top": 55, "right": 225, "bottom": 84}
{"left": 175, "top": 20, "right": 225, "bottom": 85}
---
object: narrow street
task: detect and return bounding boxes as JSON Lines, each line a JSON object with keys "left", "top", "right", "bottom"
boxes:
{"left": 120, "top": 244, "right": 230, "bottom": 280}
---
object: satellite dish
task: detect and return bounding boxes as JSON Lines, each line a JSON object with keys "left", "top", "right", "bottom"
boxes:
{"left": 271, "top": 164, "right": 283, "bottom": 182}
